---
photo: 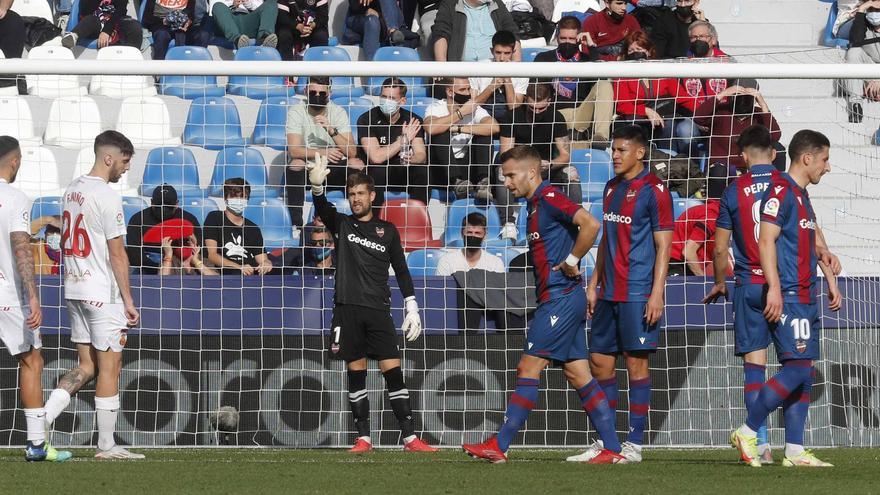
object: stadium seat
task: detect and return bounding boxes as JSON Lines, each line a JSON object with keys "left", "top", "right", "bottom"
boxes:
{"left": 486, "top": 247, "right": 523, "bottom": 269}
{"left": 444, "top": 199, "right": 502, "bottom": 247}
{"left": 561, "top": 11, "right": 588, "bottom": 23}
{"left": 15, "top": 147, "right": 63, "bottom": 198}
{"left": 89, "top": 46, "right": 158, "bottom": 98}
{"left": 571, "top": 148, "right": 613, "bottom": 202}
{"left": 521, "top": 47, "right": 548, "bottom": 62}
{"left": 406, "top": 248, "right": 443, "bottom": 277}
{"left": 182, "top": 96, "right": 247, "bottom": 150}
{"left": 298, "top": 46, "right": 365, "bottom": 98}
{"left": 251, "top": 97, "right": 298, "bottom": 150}
{"left": 333, "top": 97, "right": 373, "bottom": 140}
{"left": 403, "top": 96, "right": 439, "bottom": 119}
{"left": 582, "top": 251, "right": 596, "bottom": 279}
{"left": 380, "top": 199, "right": 443, "bottom": 251}
{"left": 366, "top": 47, "right": 426, "bottom": 97}
{"left": 73, "top": 147, "right": 139, "bottom": 196}
{"left": 227, "top": 47, "right": 294, "bottom": 99}
{"left": 0, "top": 96, "right": 41, "bottom": 145}
{"left": 122, "top": 196, "right": 149, "bottom": 224}
{"left": 159, "top": 46, "right": 226, "bottom": 99}
{"left": 30, "top": 196, "right": 63, "bottom": 224}
{"left": 674, "top": 198, "right": 705, "bottom": 220}
{"left": 178, "top": 195, "right": 221, "bottom": 226}
{"left": 307, "top": 195, "right": 351, "bottom": 223}
{"left": 43, "top": 96, "right": 102, "bottom": 148}
{"left": 10, "top": 0, "right": 53, "bottom": 21}
{"left": 208, "top": 147, "right": 278, "bottom": 198}
{"left": 244, "top": 197, "right": 297, "bottom": 249}
{"left": 116, "top": 96, "right": 182, "bottom": 147}
{"left": 589, "top": 201, "right": 604, "bottom": 245}
{"left": 140, "top": 146, "right": 202, "bottom": 197}
{"left": 515, "top": 202, "right": 528, "bottom": 245}
{"left": 822, "top": 1, "right": 850, "bottom": 49}
{"left": 25, "top": 46, "right": 87, "bottom": 98}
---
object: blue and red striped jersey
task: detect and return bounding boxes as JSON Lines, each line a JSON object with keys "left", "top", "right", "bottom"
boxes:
{"left": 598, "top": 168, "right": 674, "bottom": 302}
{"left": 526, "top": 180, "right": 583, "bottom": 304}
{"left": 759, "top": 173, "right": 818, "bottom": 304}
{"left": 716, "top": 164, "right": 781, "bottom": 286}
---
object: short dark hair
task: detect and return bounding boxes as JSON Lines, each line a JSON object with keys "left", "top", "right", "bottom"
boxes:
{"left": 381, "top": 76, "right": 408, "bottom": 97}
{"left": 491, "top": 30, "right": 517, "bottom": 49}
{"left": 0, "top": 135, "right": 20, "bottom": 160}
{"left": 94, "top": 130, "right": 134, "bottom": 156}
{"left": 308, "top": 75, "right": 331, "bottom": 87}
{"left": 346, "top": 172, "right": 375, "bottom": 192}
{"left": 611, "top": 124, "right": 648, "bottom": 149}
{"left": 557, "top": 15, "right": 582, "bottom": 32}
{"left": 526, "top": 82, "right": 554, "bottom": 102}
{"left": 223, "top": 177, "right": 251, "bottom": 199}
{"left": 462, "top": 212, "right": 488, "bottom": 229}
{"left": 788, "top": 129, "right": 830, "bottom": 163}
{"left": 499, "top": 144, "right": 542, "bottom": 166}
{"left": 736, "top": 125, "right": 774, "bottom": 152}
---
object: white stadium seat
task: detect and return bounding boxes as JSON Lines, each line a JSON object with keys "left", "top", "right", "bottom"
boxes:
{"left": 115, "top": 96, "right": 182, "bottom": 147}
{"left": 89, "top": 46, "right": 158, "bottom": 98}
{"left": 15, "top": 146, "right": 64, "bottom": 198}
{"left": 0, "top": 50, "right": 16, "bottom": 97}
{"left": 0, "top": 96, "right": 42, "bottom": 146}
{"left": 43, "top": 96, "right": 102, "bottom": 148}
{"left": 26, "top": 46, "right": 87, "bottom": 98}
{"left": 73, "top": 147, "right": 139, "bottom": 196}
{"left": 10, "top": 0, "right": 54, "bottom": 22}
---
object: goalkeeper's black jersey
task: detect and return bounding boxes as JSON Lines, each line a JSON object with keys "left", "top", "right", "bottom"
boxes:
{"left": 314, "top": 193, "right": 415, "bottom": 309}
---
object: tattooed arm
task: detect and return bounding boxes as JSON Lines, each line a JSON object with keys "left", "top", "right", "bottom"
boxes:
{"left": 10, "top": 232, "right": 41, "bottom": 329}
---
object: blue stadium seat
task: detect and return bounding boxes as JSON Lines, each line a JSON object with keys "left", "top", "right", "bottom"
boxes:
{"left": 487, "top": 247, "right": 522, "bottom": 269}
{"left": 822, "top": 1, "right": 850, "bottom": 48}
{"left": 521, "top": 47, "right": 547, "bottom": 62}
{"left": 159, "top": 47, "right": 226, "bottom": 100}
{"left": 30, "top": 197, "right": 63, "bottom": 230}
{"left": 366, "top": 47, "right": 426, "bottom": 97}
{"left": 589, "top": 201, "right": 604, "bottom": 246}
{"left": 178, "top": 195, "right": 220, "bottom": 226}
{"left": 182, "top": 96, "right": 247, "bottom": 150}
{"left": 444, "top": 199, "right": 502, "bottom": 246}
{"left": 227, "top": 47, "right": 294, "bottom": 99}
{"left": 403, "top": 96, "right": 439, "bottom": 119}
{"left": 674, "top": 198, "right": 704, "bottom": 220}
{"left": 297, "top": 47, "right": 365, "bottom": 98}
{"left": 561, "top": 10, "right": 588, "bottom": 23}
{"left": 244, "top": 197, "right": 297, "bottom": 249}
{"left": 140, "top": 147, "right": 203, "bottom": 197}
{"left": 67, "top": 0, "right": 99, "bottom": 49}
{"left": 308, "top": 195, "right": 351, "bottom": 223}
{"left": 122, "top": 196, "right": 148, "bottom": 224}
{"left": 333, "top": 97, "right": 373, "bottom": 141}
{"left": 251, "top": 97, "right": 298, "bottom": 150}
{"left": 571, "top": 148, "right": 613, "bottom": 202}
{"left": 209, "top": 147, "right": 278, "bottom": 198}
{"left": 406, "top": 248, "right": 443, "bottom": 277}
{"left": 515, "top": 202, "right": 528, "bottom": 245}
{"left": 582, "top": 251, "right": 596, "bottom": 279}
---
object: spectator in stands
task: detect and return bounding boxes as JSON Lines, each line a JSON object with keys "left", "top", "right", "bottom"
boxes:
{"left": 285, "top": 76, "right": 363, "bottom": 228}
{"left": 844, "top": 0, "right": 880, "bottom": 123}
{"left": 302, "top": 225, "right": 336, "bottom": 276}
{"left": 437, "top": 213, "right": 505, "bottom": 275}
{"left": 685, "top": 19, "right": 726, "bottom": 59}
{"left": 142, "top": 0, "right": 211, "bottom": 60}
{"left": 835, "top": 0, "right": 868, "bottom": 41}
{"left": 208, "top": 0, "right": 278, "bottom": 49}
{"left": 60, "top": 0, "right": 144, "bottom": 49}
{"left": 276, "top": 0, "right": 328, "bottom": 62}
{"left": 357, "top": 77, "right": 429, "bottom": 207}
{"left": 581, "top": 0, "right": 641, "bottom": 61}
{"left": 204, "top": 178, "right": 274, "bottom": 275}
{"left": 693, "top": 79, "right": 783, "bottom": 173}
{"left": 423, "top": 76, "right": 500, "bottom": 199}
{"left": 495, "top": 82, "right": 580, "bottom": 238}
{"left": 158, "top": 233, "right": 218, "bottom": 275}
{"left": 432, "top": 0, "right": 521, "bottom": 62}
{"left": 534, "top": 16, "right": 614, "bottom": 147}
{"left": 668, "top": 166, "right": 728, "bottom": 276}
{"left": 411, "top": 0, "right": 439, "bottom": 58}
{"left": 30, "top": 216, "right": 62, "bottom": 275}
{"left": 649, "top": 0, "right": 705, "bottom": 59}
{"left": 469, "top": 30, "right": 528, "bottom": 122}
{"left": 0, "top": 1, "right": 25, "bottom": 93}
{"left": 127, "top": 184, "right": 203, "bottom": 275}
{"left": 342, "top": 0, "right": 412, "bottom": 62}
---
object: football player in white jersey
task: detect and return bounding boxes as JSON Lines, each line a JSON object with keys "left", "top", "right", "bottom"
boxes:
{"left": 0, "top": 137, "right": 72, "bottom": 462}
{"left": 42, "top": 131, "right": 143, "bottom": 459}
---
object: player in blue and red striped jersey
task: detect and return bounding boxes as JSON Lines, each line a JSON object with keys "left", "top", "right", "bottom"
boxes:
{"left": 462, "top": 145, "right": 625, "bottom": 464}
{"left": 569, "top": 125, "right": 673, "bottom": 464}
{"left": 705, "top": 126, "right": 841, "bottom": 465}
{"left": 730, "top": 129, "right": 842, "bottom": 468}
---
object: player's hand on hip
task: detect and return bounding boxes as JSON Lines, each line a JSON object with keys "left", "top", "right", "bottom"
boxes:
{"left": 552, "top": 260, "right": 583, "bottom": 279}
{"left": 827, "top": 284, "right": 843, "bottom": 312}
{"left": 586, "top": 286, "right": 597, "bottom": 319}
{"left": 644, "top": 293, "right": 664, "bottom": 325}
{"left": 701, "top": 283, "right": 728, "bottom": 304}
{"left": 26, "top": 296, "right": 42, "bottom": 330}
{"left": 124, "top": 302, "right": 140, "bottom": 327}
{"left": 763, "top": 287, "right": 783, "bottom": 323}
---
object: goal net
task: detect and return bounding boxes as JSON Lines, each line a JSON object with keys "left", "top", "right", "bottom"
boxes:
{"left": 0, "top": 50, "right": 878, "bottom": 449}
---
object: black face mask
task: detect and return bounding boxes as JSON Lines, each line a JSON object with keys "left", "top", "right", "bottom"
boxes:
{"left": 626, "top": 51, "right": 648, "bottom": 61}
{"left": 151, "top": 206, "right": 178, "bottom": 221}
{"left": 308, "top": 91, "right": 328, "bottom": 107}
{"left": 731, "top": 94, "right": 755, "bottom": 116}
{"left": 676, "top": 6, "right": 693, "bottom": 18}
{"left": 609, "top": 10, "right": 625, "bottom": 22}
{"left": 556, "top": 42, "right": 580, "bottom": 60}
{"left": 453, "top": 92, "right": 471, "bottom": 105}
{"left": 690, "top": 40, "right": 710, "bottom": 57}
{"left": 463, "top": 235, "right": 484, "bottom": 249}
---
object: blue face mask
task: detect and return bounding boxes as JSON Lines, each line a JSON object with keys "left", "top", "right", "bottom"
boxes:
{"left": 312, "top": 246, "right": 333, "bottom": 261}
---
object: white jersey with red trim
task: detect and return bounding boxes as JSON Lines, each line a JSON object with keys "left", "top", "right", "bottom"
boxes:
{"left": 0, "top": 179, "right": 31, "bottom": 306}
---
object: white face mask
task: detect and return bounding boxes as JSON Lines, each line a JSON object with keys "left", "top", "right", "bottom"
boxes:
{"left": 867, "top": 11, "right": 880, "bottom": 26}
{"left": 226, "top": 198, "right": 247, "bottom": 215}
{"left": 378, "top": 97, "right": 400, "bottom": 117}
{"left": 46, "top": 233, "right": 61, "bottom": 251}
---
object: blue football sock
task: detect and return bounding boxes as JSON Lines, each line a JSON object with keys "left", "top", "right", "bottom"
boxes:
{"left": 578, "top": 379, "right": 621, "bottom": 453}
{"left": 598, "top": 377, "right": 618, "bottom": 415}
{"left": 743, "top": 362, "right": 768, "bottom": 445}
{"left": 496, "top": 377, "right": 539, "bottom": 452}
{"left": 626, "top": 376, "right": 651, "bottom": 445}
{"left": 782, "top": 366, "right": 815, "bottom": 446}
{"left": 746, "top": 360, "right": 812, "bottom": 432}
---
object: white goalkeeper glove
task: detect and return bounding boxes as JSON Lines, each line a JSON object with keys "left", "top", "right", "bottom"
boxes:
{"left": 402, "top": 296, "right": 422, "bottom": 342}
{"left": 306, "top": 154, "right": 331, "bottom": 196}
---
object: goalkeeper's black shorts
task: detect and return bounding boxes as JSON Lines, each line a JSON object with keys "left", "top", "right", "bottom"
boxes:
{"left": 328, "top": 304, "right": 399, "bottom": 362}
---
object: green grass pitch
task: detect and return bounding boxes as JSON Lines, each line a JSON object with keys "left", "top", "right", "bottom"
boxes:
{"left": 2, "top": 448, "right": 879, "bottom": 494}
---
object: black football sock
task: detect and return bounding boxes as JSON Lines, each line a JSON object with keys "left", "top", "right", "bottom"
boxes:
{"left": 382, "top": 367, "right": 415, "bottom": 438}
{"left": 347, "top": 369, "right": 370, "bottom": 439}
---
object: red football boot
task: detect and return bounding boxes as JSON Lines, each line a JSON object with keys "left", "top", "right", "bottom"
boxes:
{"left": 462, "top": 437, "right": 508, "bottom": 464}
{"left": 404, "top": 437, "right": 439, "bottom": 452}
{"left": 587, "top": 449, "right": 627, "bottom": 464}
{"left": 348, "top": 437, "right": 373, "bottom": 453}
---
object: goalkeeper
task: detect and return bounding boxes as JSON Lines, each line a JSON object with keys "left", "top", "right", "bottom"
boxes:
{"left": 308, "top": 156, "right": 438, "bottom": 453}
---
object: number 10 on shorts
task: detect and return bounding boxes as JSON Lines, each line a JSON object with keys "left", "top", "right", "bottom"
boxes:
{"left": 791, "top": 318, "right": 810, "bottom": 340}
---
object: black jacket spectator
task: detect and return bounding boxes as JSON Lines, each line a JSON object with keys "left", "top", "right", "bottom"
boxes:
{"left": 64, "top": 0, "right": 144, "bottom": 49}
{"left": 127, "top": 188, "right": 202, "bottom": 274}
{"left": 649, "top": 2, "right": 705, "bottom": 59}
{"left": 431, "top": 0, "right": 518, "bottom": 61}
{"left": 276, "top": 0, "right": 329, "bottom": 61}
{"left": 0, "top": 2, "right": 25, "bottom": 93}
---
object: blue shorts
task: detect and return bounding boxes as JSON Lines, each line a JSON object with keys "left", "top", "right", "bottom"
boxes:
{"left": 524, "top": 290, "right": 588, "bottom": 363}
{"left": 772, "top": 301, "right": 820, "bottom": 362}
{"left": 733, "top": 284, "right": 771, "bottom": 356}
{"left": 589, "top": 299, "right": 659, "bottom": 354}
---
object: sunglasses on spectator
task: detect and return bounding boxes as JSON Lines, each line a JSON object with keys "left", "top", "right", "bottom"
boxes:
{"left": 689, "top": 34, "right": 712, "bottom": 40}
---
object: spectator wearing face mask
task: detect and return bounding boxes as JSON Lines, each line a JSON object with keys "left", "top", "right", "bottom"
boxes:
{"left": 204, "top": 178, "right": 274, "bottom": 275}
{"left": 581, "top": 0, "right": 641, "bottom": 61}
{"left": 844, "top": 0, "right": 880, "bottom": 124}
{"left": 30, "top": 216, "right": 63, "bottom": 275}
{"left": 303, "top": 226, "right": 335, "bottom": 276}
{"left": 649, "top": 0, "right": 706, "bottom": 59}
{"left": 436, "top": 212, "right": 505, "bottom": 275}
{"left": 126, "top": 184, "right": 202, "bottom": 274}
{"left": 356, "top": 77, "right": 429, "bottom": 208}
